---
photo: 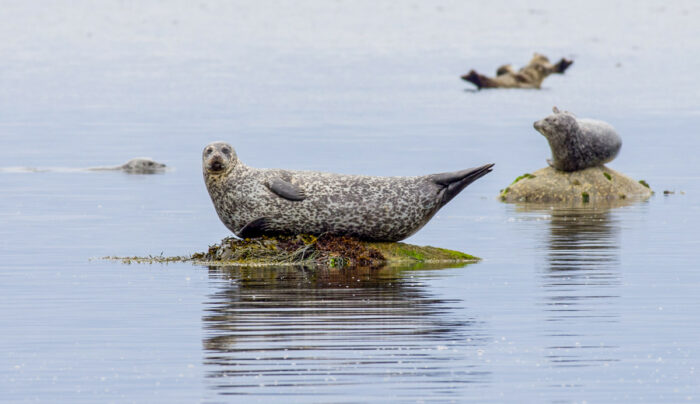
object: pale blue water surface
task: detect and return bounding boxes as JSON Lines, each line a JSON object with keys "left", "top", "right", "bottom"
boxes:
{"left": 1, "top": 1, "right": 699, "bottom": 402}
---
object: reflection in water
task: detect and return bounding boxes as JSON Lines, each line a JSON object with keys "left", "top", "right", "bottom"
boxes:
{"left": 540, "top": 207, "right": 621, "bottom": 369}
{"left": 201, "top": 265, "right": 489, "bottom": 399}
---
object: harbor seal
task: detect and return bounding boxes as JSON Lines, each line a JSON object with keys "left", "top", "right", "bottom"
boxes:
{"left": 118, "top": 158, "right": 167, "bottom": 174}
{"left": 87, "top": 158, "right": 167, "bottom": 174}
{"left": 202, "top": 141, "right": 494, "bottom": 242}
{"left": 533, "top": 107, "right": 622, "bottom": 172}
{"left": 461, "top": 53, "right": 573, "bottom": 90}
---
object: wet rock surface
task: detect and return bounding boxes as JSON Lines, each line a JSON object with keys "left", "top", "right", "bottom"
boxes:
{"left": 500, "top": 166, "right": 652, "bottom": 205}
{"left": 106, "top": 234, "right": 480, "bottom": 268}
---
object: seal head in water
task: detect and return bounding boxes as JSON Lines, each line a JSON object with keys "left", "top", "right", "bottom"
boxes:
{"left": 202, "top": 141, "right": 494, "bottom": 242}
{"left": 120, "top": 158, "right": 167, "bottom": 174}
{"left": 534, "top": 107, "right": 622, "bottom": 172}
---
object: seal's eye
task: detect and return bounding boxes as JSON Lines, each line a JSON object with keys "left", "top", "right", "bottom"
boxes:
{"left": 205, "top": 147, "right": 213, "bottom": 155}
{"left": 221, "top": 147, "right": 231, "bottom": 156}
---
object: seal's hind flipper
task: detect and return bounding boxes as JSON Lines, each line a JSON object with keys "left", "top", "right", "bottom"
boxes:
{"left": 461, "top": 70, "right": 489, "bottom": 89}
{"left": 431, "top": 163, "right": 494, "bottom": 207}
{"left": 553, "top": 58, "right": 573, "bottom": 73}
{"left": 267, "top": 178, "right": 306, "bottom": 201}
{"left": 238, "top": 217, "right": 273, "bottom": 239}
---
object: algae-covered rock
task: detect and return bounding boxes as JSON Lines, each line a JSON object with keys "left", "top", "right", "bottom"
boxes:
{"left": 106, "top": 234, "right": 480, "bottom": 268}
{"left": 500, "top": 166, "right": 652, "bottom": 205}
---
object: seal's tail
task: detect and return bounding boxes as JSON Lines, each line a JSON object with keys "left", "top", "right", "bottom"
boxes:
{"left": 430, "top": 163, "right": 495, "bottom": 207}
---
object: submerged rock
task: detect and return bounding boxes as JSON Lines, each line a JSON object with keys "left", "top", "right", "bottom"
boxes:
{"left": 499, "top": 166, "right": 652, "bottom": 205}
{"left": 106, "top": 234, "right": 480, "bottom": 268}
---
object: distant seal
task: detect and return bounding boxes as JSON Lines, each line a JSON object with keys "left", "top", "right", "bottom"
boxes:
{"left": 117, "top": 158, "right": 167, "bottom": 174}
{"left": 202, "top": 141, "right": 493, "bottom": 242}
{"left": 0, "top": 158, "right": 167, "bottom": 174}
{"left": 533, "top": 107, "right": 622, "bottom": 172}
{"left": 461, "top": 53, "right": 573, "bottom": 90}
{"left": 87, "top": 158, "right": 167, "bottom": 174}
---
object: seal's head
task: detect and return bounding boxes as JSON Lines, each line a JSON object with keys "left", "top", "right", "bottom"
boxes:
{"left": 122, "top": 158, "right": 167, "bottom": 174}
{"left": 203, "top": 141, "right": 237, "bottom": 176}
{"left": 533, "top": 106, "right": 579, "bottom": 142}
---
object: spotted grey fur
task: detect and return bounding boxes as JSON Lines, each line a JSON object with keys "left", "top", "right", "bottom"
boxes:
{"left": 202, "top": 141, "right": 494, "bottom": 242}
{"left": 534, "top": 107, "right": 622, "bottom": 172}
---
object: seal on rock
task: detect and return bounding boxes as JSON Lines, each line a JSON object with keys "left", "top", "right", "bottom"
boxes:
{"left": 461, "top": 53, "right": 573, "bottom": 90}
{"left": 202, "top": 141, "right": 494, "bottom": 242}
{"left": 533, "top": 107, "right": 622, "bottom": 172}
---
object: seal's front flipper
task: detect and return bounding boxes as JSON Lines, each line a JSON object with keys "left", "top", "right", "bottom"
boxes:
{"left": 496, "top": 64, "right": 515, "bottom": 76}
{"left": 238, "top": 217, "right": 272, "bottom": 239}
{"left": 267, "top": 178, "right": 306, "bottom": 201}
{"left": 431, "top": 163, "right": 494, "bottom": 207}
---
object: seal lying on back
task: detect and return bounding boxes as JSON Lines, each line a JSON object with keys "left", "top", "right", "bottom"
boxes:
{"left": 202, "top": 142, "right": 494, "bottom": 242}
{"left": 534, "top": 107, "right": 622, "bottom": 172}
{"left": 461, "top": 53, "right": 573, "bottom": 90}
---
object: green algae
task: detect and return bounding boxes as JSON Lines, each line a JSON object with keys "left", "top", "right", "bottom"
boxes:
{"left": 500, "top": 173, "right": 536, "bottom": 200}
{"left": 511, "top": 173, "right": 535, "bottom": 184}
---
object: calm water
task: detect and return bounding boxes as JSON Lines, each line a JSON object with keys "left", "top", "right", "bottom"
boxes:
{"left": 1, "top": 1, "right": 699, "bottom": 402}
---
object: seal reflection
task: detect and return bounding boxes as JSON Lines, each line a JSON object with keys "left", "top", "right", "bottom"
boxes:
{"left": 201, "top": 264, "right": 490, "bottom": 399}
{"left": 541, "top": 207, "right": 621, "bottom": 369}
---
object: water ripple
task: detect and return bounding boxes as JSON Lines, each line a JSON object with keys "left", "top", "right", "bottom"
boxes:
{"left": 201, "top": 266, "right": 490, "bottom": 399}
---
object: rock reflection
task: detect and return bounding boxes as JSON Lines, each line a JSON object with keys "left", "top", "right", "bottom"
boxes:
{"left": 539, "top": 207, "right": 621, "bottom": 368}
{"left": 201, "top": 264, "right": 489, "bottom": 398}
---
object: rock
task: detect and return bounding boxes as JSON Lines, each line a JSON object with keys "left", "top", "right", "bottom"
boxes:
{"left": 105, "top": 234, "right": 480, "bottom": 269}
{"left": 499, "top": 165, "right": 652, "bottom": 205}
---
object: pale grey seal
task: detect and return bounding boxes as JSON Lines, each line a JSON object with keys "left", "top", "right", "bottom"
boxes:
{"left": 118, "top": 158, "right": 167, "bottom": 174}
{"left": 88, "top": 158, "right": 167, "bottom": 174}
{"left": 202, "top": 141, "right": 494, "bottom": 241}
{"left": 534, "top": 107, "right": 622, "bottom": 172}
{"left": 462, "top": 53, "right": 573, "bottom": 90}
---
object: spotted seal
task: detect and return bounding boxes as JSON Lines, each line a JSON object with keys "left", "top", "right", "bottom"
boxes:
{"left": 202, "top": 141, "right": 494, "bottom": 241}
{"left": 534, "top": 107, "right": 622, "bottom": 172}
{"left": 461, "top": 53, "right": 573, "bottom": 90}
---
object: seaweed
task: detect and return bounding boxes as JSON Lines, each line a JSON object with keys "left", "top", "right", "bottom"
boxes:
{"left": 511, "top": 173, "right": 536, "bottom": 185}
{"left": 105, "top": 234, "right": 479, "bottom": 268}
